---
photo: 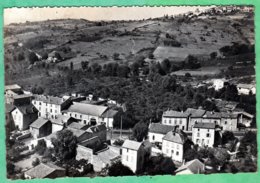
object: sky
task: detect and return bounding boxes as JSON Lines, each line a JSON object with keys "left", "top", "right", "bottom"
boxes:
{"left": 4, "top": 6, "right": 213, "bottom": 25}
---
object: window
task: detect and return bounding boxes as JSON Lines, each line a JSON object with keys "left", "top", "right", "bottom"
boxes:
{"left": 206, "top": 133, "right": 210, "bottom": 137}
{"left": 127, "top": 148, "right": 129, "bottom": 153}
{"left": 126, "top": 155, "right": 128, "bottom": 161}
{"left": 171, "top": 150, "right": 174, "bottom": 154}
{"left": 180, "top": 119, "right": 182, "bottom": 124}
{"left": 169, "top": 120, "right": 171, "bottom": 124}
{"left": 34, "top": 101, "right": 36, "bottom": 105}
{"left": 75, "top": 114, "right": 77, "bottom": 118}
{"left": 164, "top": 119, "right": 166, "bottom": 124}
{"left": 152, "top": 135, "right": 155, "bottom": 140}
{"left": 176, "top": 144, "right": 179, "bottom": 150}
{"left": 176, "top": 151, "right": 179, "bottom": 155}
{"left": 80, "top": 115, "right": 82, "bottom": 119}
{"left": 197, "top": 133, "right": 200, "bottom": 137}
{"left": 39, "top": 102, "right": 42, "bottom": 105}
{"left": 70, "top": 113, "right": 72, "bottom": 117}
{"left": 182, "top": 126, "right": 185, "bottom": 130}
{"left": 196, "top": 139, "right": 200, "bottom": 144}
{"left": 174, "top": 119, "right": 177, "bottom": 125}
{"left": 50, "top": 109, "right": 52, "bottom": 112}
{"left": 225, "top": 121, "right": 227, "bottom": 125}
{"left": 84, "top": 120, "right": 86, "bottom": 124}
{"left": 198, "top": 128, "right": 200, "bottom": 131}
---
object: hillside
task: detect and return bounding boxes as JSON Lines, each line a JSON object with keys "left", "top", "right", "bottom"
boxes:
{"left": 4, "top": 7, "right": 255, "bottom": 91}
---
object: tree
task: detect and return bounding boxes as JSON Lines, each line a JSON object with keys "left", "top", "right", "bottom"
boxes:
{"left": 27, "top": 52, "right": 38, "bottom": 65}
{"left": 42, "top": 52, "right": 48, "bottom": 60}
{"left": 70, "top": 62, "right": 74, "bottom": 70}
{"left": 144, "top": 154, "right": 176, "bottom": 175}
{"left": 6, "top": 162, "right": 15, "bottom": 175}
{"left": 130, "top": 62, "right": 139, "bottom": 76}
{"left": 81, "top": 61, "right": 89, "bottom": 70}
{"left": 132, "top": 122, "right": 148, "bottom": 142}
{"left": 108, "top": 161, "right": 134, "bottom": 176}
{"left": 51, "top": 130, "right": 78, "bottom": 161}
{"left": 161, "top": 59, "right": 171, "bottom": 74}
{"left": 32, "top": 158, "right": 40, "bottom": 167}
{"left": 210, "top": 52, "right": 217, "bottom": 59}
{"left": 222, "top": 131, "right": 235, "bottom": 145}
{"left": 117, "top": 65, "right": 130, "bottom": 78}
{"left": 35, "top": 139, "right": 47, "bottom": 155}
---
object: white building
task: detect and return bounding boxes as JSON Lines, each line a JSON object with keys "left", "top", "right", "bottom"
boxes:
{"left": 162, "top": 128, "right": 187, "bottom": 162}
{"left": 185, "top": 108, "right": 206, "bottom": 131}
{"left": 162, "top": 110, "right": 190, "bottom": 131}
{"left": 121, "top": 140, "right": 145, "bottom": 173}
{"left": 192, "top": 122, "right": 216, "bottom": 147}
{"left": 148, "top": 123, "right": 175, "bottom": 144}
{"left": 63, "top": 102, "right": 117, "bottom": 128}
{"left": 32, "top": 95, "right": 71, "bottom": 119}
{"left": 237, "top": 83, "right": 256, "bottom": 95}
{"left": 11, "top": 104, "right": 38, "bottom": 130}
{"left": 212, "top": 79, "right": 227, "bottom": 91}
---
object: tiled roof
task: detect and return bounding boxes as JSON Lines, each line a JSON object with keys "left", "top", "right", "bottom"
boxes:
{"left": 5, "top": 84, "right": 21, "bottom": 91}
{"left": 15, "top": 104, "right": 38, "bottom": 115}
{"left": 237, "top": 83, "right": 255, "bottom": 89}
{"left": 30, "top": 118, "right": 50, "bottom": 129}
{"left": 86, "top": 124, "right": 106, "bottom": 133}
{"left": 13, "top": 94, "right": 33, "bottom": 99}
{"left": 65, "top": 102, "right": 108, "bottom": 117}
{"left": 176, "top": 159, "right": 204, "bottom": 174}
{"left": 163, "top": 110, "right": 190, "bottom": 118}
{"left": 163, "top": 130, "right": 187, "bottom": 144}
{"left": 67, "top": 127, "right": 90, "bottom": 138}
{"left": 25, "top": 163, "right": 64, "bottom": 178}
{"left": 122, "top": 140, "right": 143, "bottom": 151}
{"left": 203, "top": 111, "right": 222, "bottom": 119}
{"left": 33, "top": 95, "right": 69, "bottom": 105}
{"left": 185, "top": 108, "right": 206, "bottom": 118}
{"left": 101, "top": 109, "right": 118, "bottom": 118}
{"left": 193, "top": 122, "right": 216, "bottom": 129}
{"left": 220, "top": 112, "right": 238, "bottom": 118}
{"left": 96, "top": 147, "right": 120, "bottom": 165}
{"left": 51, "top": 115, "right": 74, "bottom": 125}
{"left": 68, "top": 122, "right": 90, "bottom": 130}
{"left": 149, "top": 123, "right": 175, "bottom": 135}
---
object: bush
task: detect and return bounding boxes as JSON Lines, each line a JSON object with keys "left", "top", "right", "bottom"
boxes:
{"left": 108, "top": 161, "right": 134, "bottom": 176}
{"left": 32, "top": 158, "right": 40, "bottom": 167}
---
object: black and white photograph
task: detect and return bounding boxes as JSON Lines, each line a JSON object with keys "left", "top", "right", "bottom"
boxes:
{"left": 4, "top": 6, "right": 257, "bottom": 179}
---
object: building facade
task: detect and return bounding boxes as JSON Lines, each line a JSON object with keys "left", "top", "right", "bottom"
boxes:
{"left": 162, "top": 110, "right": 190, "bottom": 131}
{"left": 192, "top": 123, "right": 216, "bottom": 147}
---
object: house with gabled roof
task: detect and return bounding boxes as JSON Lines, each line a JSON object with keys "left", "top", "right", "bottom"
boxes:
{"left": 192, "top": 122, "right": 216, "bottom": 147}
{"left": 24, "top": 163, "right": 65, "bottom": 179}
{"left": 148, "top": 123, "right": 175, "bottom": 143}
{"left": 162, "top": 127, "right": 188, "bottom": 162}
{"left": 162, "top": 110, "right": 190, "bottom": 131}
{"left": 30, "top": 118, "right": 52, "bottom": 138}
{"left": 51, "top": 115, "right": 78, "bottom": 133}
{"left": 121, "top": 140, "right": 145, "bottom": 173}
{"left": 237, "top": 83, "right": 256, "bottom": 95}
{"left": 11, "top": 104, "right": 38, "bottom": 130}
{"left": 62, "top": 102, "right": 108, "bottom": 126}
{"left": 32, "top": 94, "right": 71, "bottom": 119}
{"left": 175, "top": 159, "right": 205, "bottom": 175}
{"left": 5, "top": 84, "right": 24, "bottom": 104}
{"left": 185, "top": 108, "right": 206, "bottom": 131}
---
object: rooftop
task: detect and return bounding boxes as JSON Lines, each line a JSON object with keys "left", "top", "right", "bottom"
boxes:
{"left": 163, "top": 110, "right": 190, "bottom": 118}
{"left": 86, "top": 124, "right": 106, "bottom": 133}
{"left": 5, "top": 84, "right": 21, "bottom": 91}
{"left": 33, "top": 94, "right": 70, "bottom": 105}
{"left": 51, "top": 115, "right": 75, "bottom": 125}
{"left": 237, "top": 83, "right": 255, "bottom": 89}
{"left": 15, "top": 104, "right": 38, "bottom": 115}
{"left": 203, "top": 111, "right": 222, "bottom": 119}
{"left": 163, "top": 129, "right": 187, "bottom": 144}
{"left": 175, "top": 159, "right": 204, "bottom": 174}
{"left": 185, "top": 108, "right": 206, "bottom": 118}
{"left": 68, "top": 122, "right": 90, "bottom": 130}
{"left": 65, "top": 102, "right": 108, "bottom": 117}
{"left": 67, "top": 127, "right": 89, "bottom": 138}
{"left": 101, "top": 109, "right": 118, "bottom": 118}
{"left": 30, "top": 118, "right": 50, "bottom": 129}
{"left": 25, "top": 163, "right": 65, "bottom": 178}
{"left": 149, "top": 123, "right": 175, "bottom": 135}
{"left": 122, "top": 140, "right": 143, "bottom": 151}
{"left": 193, "top": 122, "right": 216, "bottom": 129}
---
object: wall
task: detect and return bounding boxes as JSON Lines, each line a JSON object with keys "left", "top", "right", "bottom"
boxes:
{"left": 11, "top": 108, "right": 23, "bottom": 130}
{"left": 121, "top": 147, "right": 139, "bottom": 173}
{"left": 148, "top": 132, "right": 164, "bottom": 143}
{"left": 162, "top": 140, "right": 183, "bottom": 162}
{"left": 162, "top": 117, "right": 188, "bottom": 130}
{"left": 220, "top": 117, "right": 237, "bottom": 131}
{"left": 192, "top": 127, "right": 215, "bottom": 147}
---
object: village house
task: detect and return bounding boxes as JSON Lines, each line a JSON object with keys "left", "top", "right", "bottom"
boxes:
{"left": 148, "top": 123, "right": 175, "bottom": 144}
{"left": 220, "top": 112, "right": 238, "bottom": 131}
{"left": 234, "top": 111, "right": 254, "bottom": 127}
{"left": 212, "top": 78, "right": 228, "bottom": 91}
{"left": 201, "top": 111, "right": 222, "bottom": 125}
{"left": 51, "top": 115, "right": 78, "bottom": 133}
{"left": 32, "top": 95, "right": 71, "bottom": 119}
{"left": 237, "top": 83, "right": 256, "bottom": 95}
{"left": 162, "top": 128, "right": 187, "bottom": 162}
{"left": 85, "top": 124, "right": 107, "bottom": 142}
{"left": 6, "top": 103, "right": 15, "bottom": 131}
{"left": 192, "top": 122, "right": 216, "bottom": 147}
{"left": 5, "top": 84, "right": 24, "bottom": 104}
{"left": 185, "top": 108, "right": 206, "bottom": 131}
{"left": 12, "top": 94, "right": 33, "bottom": 106}
{"left": 11, "top": 104, "right": 38, "bottom": 130}
{"left": 121, "top": 140, "right": 146, "bottom": 173}
{"left": 30, "top": 118, "right": 52, "bottom": 139}
{"left": 162, "top": 110, "right": 190, "bottom": 131}
{"left": 100, "top": 109, "right": 118, "bottom": 128}
{"left": 24, "top": 163, "right": 65, "bottom": 179}
{"left": 63, "top": 102, "right": 117, "bottom": 128}
{"left": 76, "top": 144, "right": 121, "bottom": 172}
{"left": 175, "top": 159, "right": 205, "bottom": 175}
